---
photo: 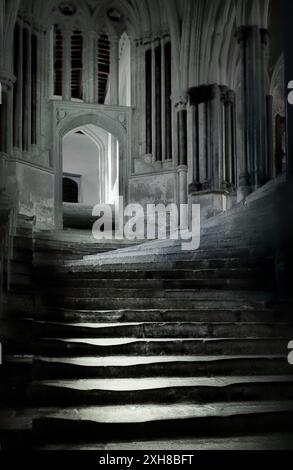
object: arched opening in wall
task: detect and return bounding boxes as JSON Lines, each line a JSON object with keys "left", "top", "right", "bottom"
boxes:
{"left": 119, "top": 32, "right": 131, "bottom": 106}
{"left": 63, "top": 176, "right": 79, "bottom": 203}
{"left": 62, "top": 125, "right": 119, "bottom": 229}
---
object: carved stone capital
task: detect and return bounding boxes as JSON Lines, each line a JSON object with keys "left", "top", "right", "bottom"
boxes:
{"left": 172, "top": 94, "right": 188, "bottom": 110}
{"left": 0, "top": 70, "right": 16, "bottom": 91}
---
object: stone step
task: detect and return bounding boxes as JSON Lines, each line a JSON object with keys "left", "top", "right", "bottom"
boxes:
{"left": 33, "top": 337, "right": 290, "bottom": 357}
{"left": 25, "top": 401, "right": 293, "bottom": 443}
{"left": 37, "top": 308, "right": 291, "bottom": 324}
{"left": 48, "top": 297, "right": 269, "bottom": 310}
{"left": 41, "top": 288, "right": 272, "bottom": 301}
{"left": 54, "top": 257, "right": 274, "bottom": 272}
{"left": 2, "top": 402, "right": 293, "bottom": 435}
{"left": 32, "top": 376, "right": 293, "bottom": 407}
{"left": 34, "top": 321, "right": 293, "bottom": 339}
{"left": 34, "top": 355, "right": 293, "bottom": 380}
{"left": 36, "top": 432, "right": 293, "bottom": 450}
{"left": 45, "top": 267, "right": 274, "bottom": 281}
{"left": 44, "top": 278, "right": 274, "bottom": 290}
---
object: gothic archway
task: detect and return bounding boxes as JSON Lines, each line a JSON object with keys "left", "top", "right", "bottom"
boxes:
{"left": 52, "top": 103, "right": 130, "bottom": 228}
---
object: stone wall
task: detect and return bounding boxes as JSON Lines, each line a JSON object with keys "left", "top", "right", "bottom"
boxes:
{"left": 16, "top": 163, "right": 54, "bottom": 230}
{"left": 128, "top": 172, "right": 177, "bottom": 207}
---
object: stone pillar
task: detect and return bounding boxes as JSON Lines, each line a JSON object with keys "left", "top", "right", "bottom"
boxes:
{"left": 188, "top": 85, "right": 237, "bottom": 221}
{"left": 266, "top": 94, "right": 274, "bottom": 180}
{"left": 209, "top": 84, "right": 223, "bottom": 191}
{"left": 161, "top": 37, "right": 166, "bottom": 163}
{"left": 22, "top": 27, "right": 32, "bottom": 152}
{"left": 189, "top": 102, "right": 201, "bottom": 193}
{"left": 0, "top": 71, "right": 16, "bottom": 156}
{"left": 110, "top": 36, "right": 119, "bottom": 105}
{"left": 145, "top": 44, "right": 152, "bottom": 155}
{"left": 111, "top": 135, "right": 118, "bottom": 190}
{"left": 175, "top": 96, "right": 188, "bottom": 207}
{"left": 164, "top": 41, "right": 172, "bottom": 163}
{"left": 151, "top": 40, "right": 156, "bottom": 161}
{"left": 62, "top": 28, "right": 72, "bottom": 101}
{"left": 130, "top": 38, "right": 136, "bottom": 108}
{"left": 236, "top": 26, "right": 269, "bottom": 197}
{"left": 223, "top": 89, "right": 236, "bottom": 190}
{"left": 13, "top": 22, "right": 23, "bottom": 150}
{"left": 139, "top": 39, "right": 147, "bottom": 157}
{"left": 154, "top": 40, "right": 162, "bottom": 166}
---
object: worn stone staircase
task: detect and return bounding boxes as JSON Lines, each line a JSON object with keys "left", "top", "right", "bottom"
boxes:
{"left": 1, "top": 241, "right": 293, "bottom": 450}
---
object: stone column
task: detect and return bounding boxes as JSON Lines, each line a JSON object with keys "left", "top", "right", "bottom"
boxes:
{"left": 154, "top": 40, "right": 162, "bottom": 166}
{"left": 151, "top": 40, "right": 156, "bottom": 161}
{"left": 145, "top": 42, "right": 152, "bottom": 155}
{"left": 266, "top": 94, "right": 274, "bottom": 180}
{"left": 236, "top": 26, "right": 269, "bottom": 197}
{"left": 188, "top": 103, "right": 201, "bottom": 193}
{"left": 130, "top": 38, "right": 136, "bottom": 108}
{"left": 110, "top": 36, "right": 119, "bottom": 105}
{"left": 13, "top": 22, "right": 23, "bottom": 151}
{"left": 161, "top": 37, "right": 166, "bottom": 163}
{"left": 175, "top": 96, "right": 188, "bottom": 207}
{"left": 23, "top": 27, "right": 32, "bottom": 152}
{"left": 188, "top": 85, "right": 237, "bottom": 221}
{"left": 208, "top": 84, "right": 223, "bottom": 191}
{"left": 62, "top": 28, "right": 72, "bottom": 101}
{"left": 164, "top": 41, "right": 172, "bottom": 163}
{"left": 223, "top": 89, "right": 236, "bottom": 189}
{"left": 0, "top": 71, "right": 16, "bottom": 156}
{"left": 139, "top": 39, "right": 147, "bottom": 157}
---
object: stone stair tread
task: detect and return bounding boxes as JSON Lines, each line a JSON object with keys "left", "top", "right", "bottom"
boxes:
{"left": 13, "top": 236, "right": 291, "bottom": 447}
{"left": 56, "top": 307, "right": 285, "bottom": 314}
{"left": 55, "top": 258, "right": 273, "bottom": 272}
{"left": 36, "top": 321, "right": 293, "bottom": 328}
{"left": 36, "top": 376, "right": 293, "bottom": 392}
{"left": 3, "top": 355, "right": 33, "bottom": 364}
{"left": 42, "top": 337, "right": 292, "bottom": 346}
{"left": 2, "top": 401, "right": 293, "bottom": 430}
{"left": 37, "top": 432, "right": 293, "bottom": 450}
{"left": 35, "top": 354, "right": 287, "bottom": 367}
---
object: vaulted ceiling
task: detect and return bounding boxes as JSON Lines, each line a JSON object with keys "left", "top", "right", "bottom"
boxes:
{"left": 1, "top": 0, "right": 284, "bottom": 93}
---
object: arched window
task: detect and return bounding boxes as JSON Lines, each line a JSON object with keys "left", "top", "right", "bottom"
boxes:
{"left": 54, "top": 26, "right": 63, "bottom": 97}
{"left": 97, "top": 34, "right": 110, "bottom": 104}
{"left": 52, "top": 26, "right": 83, "bottom": 100}
{"left": 71, "top": 30, "right": 83, "bottom": 100}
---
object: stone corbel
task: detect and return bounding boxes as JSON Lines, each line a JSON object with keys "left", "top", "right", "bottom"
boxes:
{"left": 0, "top": 70, "right": 16, "bottom": 92}
{"left": 172, "top": 93, "right": 189, "bottom": 111}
